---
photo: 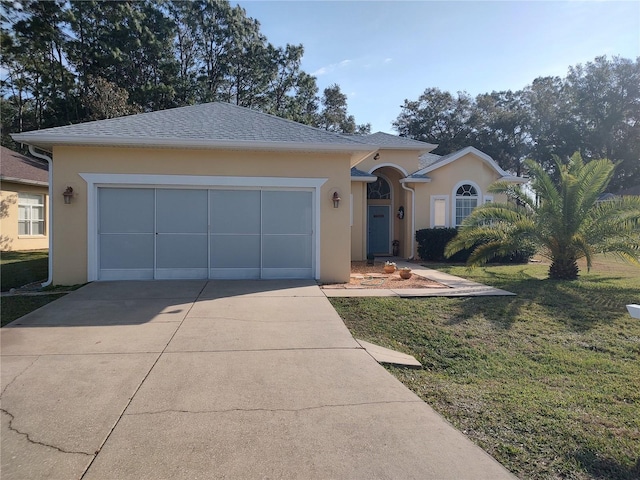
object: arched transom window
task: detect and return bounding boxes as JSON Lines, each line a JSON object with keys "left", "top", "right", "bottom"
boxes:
{"left": 367, "top": 177, "right": 391, "bottom": 200}
{"left": 455, "top": 183, "right": 478, "bottom": 225}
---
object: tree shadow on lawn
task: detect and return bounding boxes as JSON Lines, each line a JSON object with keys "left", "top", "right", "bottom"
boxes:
{"left": 572, "top": 448, "right": 640, "bottom": 480}
{"left": 445, "top": 269, "right": 638, "bottom": 332}
{"left": 1, "top": 257, "right": 48, "bottom": 291}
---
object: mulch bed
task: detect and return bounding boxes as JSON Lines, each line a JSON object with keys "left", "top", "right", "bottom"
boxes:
{"left": 322, "top": 262, "right": 448, "bottom": 289}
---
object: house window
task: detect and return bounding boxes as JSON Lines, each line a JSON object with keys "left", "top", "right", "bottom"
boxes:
{"left": 455, "top": 184, "right": 478, "bottom": 226}
{"left": 367, "top": 177, "right": 391, "bottom": 199}
{"left": 18, "top": 193, "right": 45, "bottom": 236}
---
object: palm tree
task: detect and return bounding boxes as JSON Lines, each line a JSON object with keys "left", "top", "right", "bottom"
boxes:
{"left": 445, "top": 153, "right": 640, "bottom": 280}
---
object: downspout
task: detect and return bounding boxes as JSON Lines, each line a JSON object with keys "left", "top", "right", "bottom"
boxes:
{"left": 28, "top": 145, "right": 53, "bottom": 287}
{"left": 400, "top": 181, "right": 415, "bottom": 260}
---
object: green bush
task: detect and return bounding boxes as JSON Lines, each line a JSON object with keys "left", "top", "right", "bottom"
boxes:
{"left": 416, "top": 228, "right": 470, "bottom": 262}
{"left": 415, "top": 229, "right": 534, "bottom": 264}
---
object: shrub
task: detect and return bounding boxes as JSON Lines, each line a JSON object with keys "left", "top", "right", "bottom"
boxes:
{"left": 415, "top": 228, "right": 534, "bottom": 264}
{"left": 416, "top": 228, "right": 471, "bottom": 262}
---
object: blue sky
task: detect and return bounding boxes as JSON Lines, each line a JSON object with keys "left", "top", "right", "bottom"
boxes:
{"left": 235, "top": 1, "right": 640, "bottom": 133}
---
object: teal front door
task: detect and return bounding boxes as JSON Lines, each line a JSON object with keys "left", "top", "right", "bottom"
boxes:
{"left": 368, "top": 205, "right": 390, "bottom": 255}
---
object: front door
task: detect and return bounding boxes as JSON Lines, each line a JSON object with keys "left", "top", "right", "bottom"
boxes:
{"left": 367, "top": 205, "right": 390, "bottom": 255}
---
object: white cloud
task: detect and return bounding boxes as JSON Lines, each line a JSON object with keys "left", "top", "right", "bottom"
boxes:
{"left": 312, "top": 59, "right": 352, "bottom": 76}
{"left": 384, "top": 58, "right": 392, "bottom": 63}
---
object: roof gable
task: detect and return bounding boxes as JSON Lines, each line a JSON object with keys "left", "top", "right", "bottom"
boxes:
{"left": 0, "top": 146, "right": 48, "bottom": 185}
{"left": 414, "top": 146, "right": 525, "bottom": 183}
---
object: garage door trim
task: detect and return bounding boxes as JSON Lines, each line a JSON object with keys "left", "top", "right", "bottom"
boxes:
{"left": 81, "top": 173, "right": 327, "bottom": 281}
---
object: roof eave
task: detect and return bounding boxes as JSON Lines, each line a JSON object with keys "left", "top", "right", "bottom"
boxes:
{"left": 501, "top": 175, "right": 528, "bottom": 184}
{"left": 400, "top": 177, "right": 432, "bottom": 183}
{"left": 0, "top": 175, "right": 48, "bottom": 187}
{"left": 11, "top": 133, "right": 378, "bottom": 155}
{"left": 351, "top": 175, "right": 378, "bottom": 182}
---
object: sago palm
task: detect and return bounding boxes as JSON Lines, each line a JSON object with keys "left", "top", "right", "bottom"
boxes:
{"left": 445, "top": 153, "right": 640, "bottom": 280}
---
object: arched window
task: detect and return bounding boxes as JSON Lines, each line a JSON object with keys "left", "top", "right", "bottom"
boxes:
{"left": 367, "top": 177, "right": 391, "bottom": 199}
{"left": 455, "top": 183, "right": 478, "bottom": 225}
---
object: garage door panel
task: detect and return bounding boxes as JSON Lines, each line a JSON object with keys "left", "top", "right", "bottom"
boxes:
{"left": 156, "top": 189, "right": 208, "bottom": 233}
{"left": 210, "top": 190, "right": 260, "bottom": 234}
{"left": 99, "top": 189, "right": 154, "bottom": 234}
{"left": 156, "top": 235, "right": 208, "bottom": 269}
{"left": 210, "top": 235, "right": 260, "bottom": 268}
{"left": 262, "top": 191, "right": 312, "bottom": 235}
{"left": 262, "top": 235, "right": 312, "bottom": 269}
{"left": 100, "top": 234, "right": 154, "bottom": 269}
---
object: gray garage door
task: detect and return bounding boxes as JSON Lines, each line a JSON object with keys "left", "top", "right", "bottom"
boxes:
{"left": 98, "top": 188, "right": 314, "bottom": 280}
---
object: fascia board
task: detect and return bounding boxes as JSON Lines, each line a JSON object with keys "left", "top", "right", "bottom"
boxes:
{"left": 0, "top": 175, "right": 48, "bottom": 187}
{"left": 11, "top": 133, "right": 378, "bottom": 155}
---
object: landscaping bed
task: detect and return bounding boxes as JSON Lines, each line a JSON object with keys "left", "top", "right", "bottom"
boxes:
{"left": 322, "top": 261, "right": 447, "bottom": 289}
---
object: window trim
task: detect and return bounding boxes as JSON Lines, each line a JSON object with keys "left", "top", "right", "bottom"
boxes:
{"left": 452, "top": 181, "right": 481, "bottom": 227}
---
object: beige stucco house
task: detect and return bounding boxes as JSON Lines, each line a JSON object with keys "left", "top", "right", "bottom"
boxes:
{"left": 12, "top": 102, "right": 524, "bottom": 285}
{"left": 0, "top": 146, "right": 50, "bottom": 251}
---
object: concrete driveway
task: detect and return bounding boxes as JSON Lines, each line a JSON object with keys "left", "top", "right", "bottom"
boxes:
{"left": 1, "top": 280, "right": 514, "bottom": 479}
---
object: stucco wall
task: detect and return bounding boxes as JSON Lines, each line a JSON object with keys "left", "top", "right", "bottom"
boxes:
{"left": 0, "top": 181, "right": 49, "bottom": 251}
{"left": 51, "top": 146, "right": 352, "bottom": 285}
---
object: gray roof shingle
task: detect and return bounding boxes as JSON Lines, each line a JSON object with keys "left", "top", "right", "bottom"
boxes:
{"left": 12, "top": 102, "right": 376, "bottom": 152}
{"left": 362, "top": 132, "right": 436, "bottom": 151}
{"left": 0, "top": 146, "right": 48, "bottom": 185}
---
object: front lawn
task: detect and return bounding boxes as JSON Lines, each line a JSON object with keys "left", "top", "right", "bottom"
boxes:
{"left": 0, "top": 250, "right": 68, "bottom": 326}
{"left": 331, "top": 260, "right": 640, "bottom": 480}
{"left": 1, "top": 249, "right": 48, "bottom": 291}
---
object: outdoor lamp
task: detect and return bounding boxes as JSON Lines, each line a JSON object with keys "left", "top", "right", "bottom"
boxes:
{"left": 63, "top": 186, "right": 74, "bottom": 204}
{"left": 332, "top": 191, "right": 341, "bottom": 208}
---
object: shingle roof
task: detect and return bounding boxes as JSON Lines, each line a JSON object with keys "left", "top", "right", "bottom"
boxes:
{"left": 362, "top": 132, "right": 437, "bottom": 151}
{"left": 418, "top": 152, "right": 444, "bottom": 169}
{"left": 350, "top": 167, "right": 372, "bottom": 177}
{"left": 12, "top": 102, "right": 377, "bottom": 153}
{"left": 0, "top": 146, "right": 48, "bottom": 185}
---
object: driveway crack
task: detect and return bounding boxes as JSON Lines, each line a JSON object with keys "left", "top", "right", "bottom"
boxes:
{"left": 124, "top": 399, "right": 424, "bottom": 416}
{"left": 1, "top": 409, "right": 94, "bottom": 456}
{"left": 0, "top": 356, "right": 40, "bottom": 398}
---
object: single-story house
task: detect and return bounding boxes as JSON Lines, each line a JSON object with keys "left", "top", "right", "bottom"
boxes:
{"left": 12, "top": 102, "right": 525, "bottom": 285}
{"left": 0, "top": 146, "right": 50, "bottom": 251}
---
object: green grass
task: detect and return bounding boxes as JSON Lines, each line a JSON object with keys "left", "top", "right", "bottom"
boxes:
{"left": 1, "top": 249, "right": 48, "bottom": 291}
{"left": 331, "top": 259, "right": 640, "bottom": 480}
{"left": 0, "top": 249, "right": 68, "bottom": 326}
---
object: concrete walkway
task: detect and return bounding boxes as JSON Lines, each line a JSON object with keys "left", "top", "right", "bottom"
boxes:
{"left": 1, "top": 280, "right": 515, "bottom": 479}
{"left": 323, "top": 260, "right": 516, "bottom": 297}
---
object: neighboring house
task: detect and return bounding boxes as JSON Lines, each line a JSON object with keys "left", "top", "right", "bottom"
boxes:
{"left": 12, "top": 102, "right": 524, "bottom": 285}
{"left": 0, "top": 146, "right": 49, "bottom": 251}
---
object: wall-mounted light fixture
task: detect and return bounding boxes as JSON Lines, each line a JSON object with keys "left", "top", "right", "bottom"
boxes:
{"left": 373, "top": 153, "right": 380, "bottom": 161}
{"left": 332, "top": 191, "right": 341, "bottom": 208}
{"left": 63, "top": 186, "right": 74, "bottom": 204}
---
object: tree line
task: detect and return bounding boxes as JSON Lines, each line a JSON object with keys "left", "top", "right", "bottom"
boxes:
{"left": 394, "top": 55, "right": 640, "bottom": 191}
{"left": 1, "top": 0, "right": 369, "bottom": 149}
{"left": 2, "top": 2, "right": 637, "bottom": 191}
